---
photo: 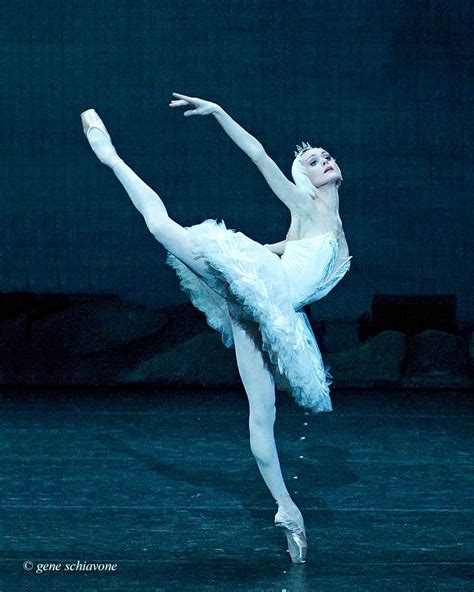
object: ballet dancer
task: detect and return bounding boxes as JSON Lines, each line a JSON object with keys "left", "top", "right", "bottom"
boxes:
{"left": 80, "top": 92, "right": 352, "bottom": 564}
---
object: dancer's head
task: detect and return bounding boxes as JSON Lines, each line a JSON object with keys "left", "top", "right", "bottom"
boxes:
{"left": 291, "top": 142, "right": 342, "bottom": 197}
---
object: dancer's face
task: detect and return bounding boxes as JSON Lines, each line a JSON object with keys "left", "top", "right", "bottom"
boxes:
{"left": 301, "top": 147, "right": 342, "bottom": 188}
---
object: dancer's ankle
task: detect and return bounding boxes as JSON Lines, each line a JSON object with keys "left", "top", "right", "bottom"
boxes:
{"left": 276, "top": 494, "right": 297, "bottom": 508}
{"left": 276, "top": 494, "right": 301, "bottom": 515}
{"left": 109, "top": 155, "right": 124, "bottom": 170}
{"left": 87, "top": 128, "right": 122, "bottom": 169}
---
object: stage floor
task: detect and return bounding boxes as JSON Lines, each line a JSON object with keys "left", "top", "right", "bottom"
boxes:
{"left": 1, "top": 386, "right": 472, "bottom": 591}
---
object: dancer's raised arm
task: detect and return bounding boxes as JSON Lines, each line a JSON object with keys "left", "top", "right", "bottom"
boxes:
{"left": 170, "top": 93, "right": 313, "bottom": 214}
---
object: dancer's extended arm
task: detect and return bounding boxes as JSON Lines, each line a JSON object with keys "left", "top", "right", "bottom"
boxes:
{"left": 212, "top": 107, "right": 265, "bottom": 162}
{"left": 169, "top": 93, "right": 313, "bottom": 214}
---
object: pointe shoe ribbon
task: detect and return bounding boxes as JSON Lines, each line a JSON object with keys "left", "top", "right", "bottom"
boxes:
{"left": 274, "top": 506, "right": 306, "bottom": 534}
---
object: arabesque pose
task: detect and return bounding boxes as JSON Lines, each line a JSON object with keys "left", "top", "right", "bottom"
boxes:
{"left": 80, "top": 92, "right": 353, "bottom": 563}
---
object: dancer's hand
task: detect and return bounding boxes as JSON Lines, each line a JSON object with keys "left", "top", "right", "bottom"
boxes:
{"left": 169, "top": 92, "right": 220, "bottom": 116}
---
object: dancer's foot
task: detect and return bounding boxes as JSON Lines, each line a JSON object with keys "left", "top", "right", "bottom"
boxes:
{"left": 80, "top": 108, "right": 123, "bottom": 168}
{"left": 274, "top": 498, "right": 307, "bottom": 563}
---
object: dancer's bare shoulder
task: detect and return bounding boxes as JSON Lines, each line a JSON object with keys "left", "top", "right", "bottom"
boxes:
{"left": 286, "top": 200, "right": 350, "bottom": 259}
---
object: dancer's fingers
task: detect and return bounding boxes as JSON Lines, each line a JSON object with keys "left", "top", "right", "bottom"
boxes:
{"left": 172, "top": 92, "right": 194, "bottom": 102}
{"left": 169, "top": 99, "right": 189, "bottom": 107}
{"left": 183, "top": 109, "right": 198, "bottom": 116}
{"left": 173, "top": 93, "right": 195, "bottom": 105}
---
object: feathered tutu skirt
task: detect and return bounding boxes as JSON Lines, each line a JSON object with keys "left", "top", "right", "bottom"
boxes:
{"left": 166, "top": 219, "right": 352, "bottom": 414}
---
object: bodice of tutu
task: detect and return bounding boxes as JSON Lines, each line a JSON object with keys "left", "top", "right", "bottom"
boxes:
{"left": 281, "top": 232, "right": 353, "bottom": 310}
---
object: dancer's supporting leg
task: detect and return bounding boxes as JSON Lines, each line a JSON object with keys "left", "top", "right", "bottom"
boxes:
{"left": 84, "top": 126, "right": 211, "bottom": 280}
{"left": 230, "top": 317, "right": 302, "bottom": 515}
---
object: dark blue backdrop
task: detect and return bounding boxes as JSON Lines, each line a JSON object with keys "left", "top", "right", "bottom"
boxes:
{"left": 1, "top": 0, "right": 472, "bottom": 321}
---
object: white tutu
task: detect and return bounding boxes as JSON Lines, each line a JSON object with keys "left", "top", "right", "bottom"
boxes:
{"left": 166, "top": 219, "right": 352, "bottom": 413}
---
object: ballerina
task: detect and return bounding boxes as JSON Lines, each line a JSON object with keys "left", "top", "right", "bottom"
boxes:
{"left": 80, "top": 93, "right": 352, "bottom": 564}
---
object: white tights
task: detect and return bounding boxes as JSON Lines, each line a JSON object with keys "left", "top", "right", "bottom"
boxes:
{"left": 230, "top": 318, "right": 292, "bottom": 502}
{"left": 86, "top": 127, "right": 300, "bottom": 514}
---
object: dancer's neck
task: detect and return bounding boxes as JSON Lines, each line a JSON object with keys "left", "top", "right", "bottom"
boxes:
{"left": 313, "top": 183, "right": 340, "bottom": 214}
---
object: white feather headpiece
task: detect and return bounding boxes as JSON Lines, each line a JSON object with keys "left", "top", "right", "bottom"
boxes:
{"left": 291, "top": 141, "right": 317, "bottom": 197}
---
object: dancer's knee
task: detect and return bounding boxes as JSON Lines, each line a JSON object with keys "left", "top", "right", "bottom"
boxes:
{"left": 249, "top": 404, "right": 276, "bottom": 430}
{"left": 249, "top": 417, "right": 276, "bottom": 465}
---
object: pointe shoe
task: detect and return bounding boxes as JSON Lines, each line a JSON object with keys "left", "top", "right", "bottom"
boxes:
{"left": 274, "top": 506, "right": 308, "bottom": 563}
{"left": 80, "top": 108, "right": 122, "bottom": 167}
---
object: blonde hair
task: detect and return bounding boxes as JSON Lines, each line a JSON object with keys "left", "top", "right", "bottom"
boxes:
{"left": 291, "top": 154, "right": 317, "bottom": 198}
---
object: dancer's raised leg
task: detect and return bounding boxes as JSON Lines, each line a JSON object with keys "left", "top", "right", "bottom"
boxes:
{"left": 81, "top": 109, "right": 210, "bottom": 280}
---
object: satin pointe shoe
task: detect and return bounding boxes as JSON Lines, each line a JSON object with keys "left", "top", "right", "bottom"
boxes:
{"left": 80, "top": 108, "right": 122, "bottom": 167}
{"left": 274, "top": 506, "right": 308, "bottom": 563}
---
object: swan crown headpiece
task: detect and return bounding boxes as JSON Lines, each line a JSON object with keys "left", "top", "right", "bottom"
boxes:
{"left": 294, "top": 141, "right": 314, "bottom": 158}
